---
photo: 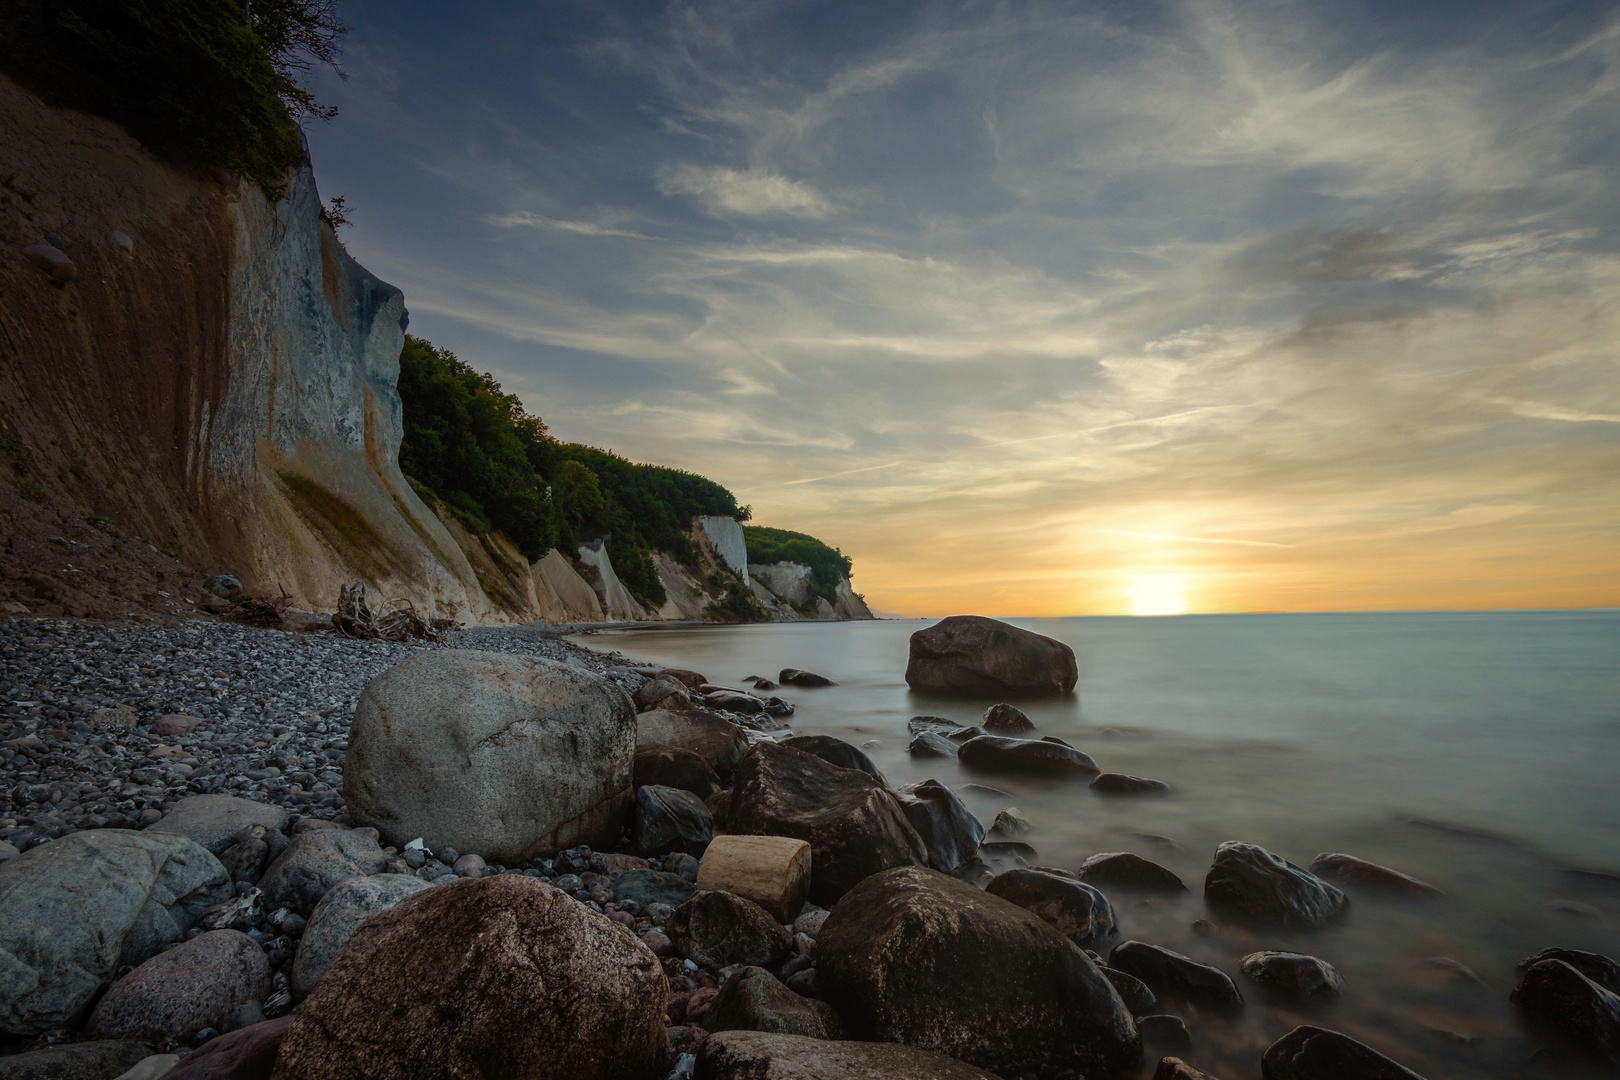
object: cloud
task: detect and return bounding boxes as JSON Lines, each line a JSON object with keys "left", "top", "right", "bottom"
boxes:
{"left": 656, "top": 165, "right": 830, "bottom": 216}
{"left": 486, "top": 211, "right": 656, "bottom": 241}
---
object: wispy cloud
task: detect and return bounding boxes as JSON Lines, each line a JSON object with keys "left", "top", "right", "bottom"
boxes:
{"left": 656, "top": 165, "right": 830, "bottom": 216}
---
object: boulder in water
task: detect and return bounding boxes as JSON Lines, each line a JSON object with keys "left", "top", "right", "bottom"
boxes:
{"left": 1260, "top": 1025, "right": 1428, "bottom": 1079}
{"left": 1077, "top": 851, "right": 1188, "bottom": 893}
{"left": 779, "top": 669, "right": 836, "bottom": 687}
{"left": 1239, "top": 951, "right": 1346, "bottom": 1002}
{"left": 1511, "top": 956, "right": 1620, "bottom": 1068}
{"left": 894, "top": 779, "right": 983, "bottom": 873}
{"left": 908, "top": 731, "right": 957, "bottom": 758}
{"left": 779, "top": 735, "right": 884, "bottom": 782}
{"left": 1309, "top": 853, "right": 1445, "bottom": 900}
{"left": 905, "top": 616, "right": 1078, "bottom": 697}
{"left": 981, "top": 703, "right": 1034, "bottom": 733}
{"left": 985, "top": 866, "right": 1117, "bottom": 949}
{"left": 1108, "top": 941, "right": 1244, "bottom": 1013}
{"left": 958, "top": 734, "right": 1097, "bottom": 776}
{"left": 1091, "top": 773, "right": 1171, "bottom": 796}
{"left": 1204, "top": 842, "right": 1347, "bottom": 928}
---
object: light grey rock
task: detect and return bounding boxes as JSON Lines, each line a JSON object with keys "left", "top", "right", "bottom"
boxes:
{"left": 292, "top": 873, "right": 428, "bottom": 999}
{"left": 344, "top": 650, "right": 636, "bottom": 863}
{"left": 0, "top": 829, "right": 231, "bottom": 1035}
{"left": 258, "top": 828, "right": 387, "bottom": 917}
{"left": 86, "top": 929, "right": 270, "bottom": 1045}
{"left": 0, "top": 1040, "right": 153, "bottom": 1080}
{"left": 147, "top": 795, "right": 290, "bottom": 856}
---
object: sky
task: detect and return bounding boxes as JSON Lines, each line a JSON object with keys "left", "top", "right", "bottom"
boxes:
{"left": 302, "top": 0, "right": 1620, "bottom": 617}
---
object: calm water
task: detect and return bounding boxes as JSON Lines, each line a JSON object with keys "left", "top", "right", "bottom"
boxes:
{"left": 578, "top": 612, "right": 1620, "bottom": 1079}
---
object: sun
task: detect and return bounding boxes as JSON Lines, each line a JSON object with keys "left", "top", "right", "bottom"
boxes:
{"left": 1127, "top": 574, "right": 1189, "bottom": 616}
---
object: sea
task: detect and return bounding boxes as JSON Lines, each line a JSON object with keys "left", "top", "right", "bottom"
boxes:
{"left": 578, "top": 611, "right": 1620, "bottom": 1079}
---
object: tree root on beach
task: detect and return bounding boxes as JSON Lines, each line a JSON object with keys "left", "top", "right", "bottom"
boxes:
{"left": 333, "top": 582, "right": 455, "bottom": 643}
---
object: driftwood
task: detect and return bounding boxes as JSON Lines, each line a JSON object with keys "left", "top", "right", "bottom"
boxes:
{"left": 333, "top": 582, "right": 455, "bottom": 643}
{"left": 226, "top": 587, "right": 293, "bottom": 628}
{"left": 695, "top": 834, "right": 813, "bottom": 922}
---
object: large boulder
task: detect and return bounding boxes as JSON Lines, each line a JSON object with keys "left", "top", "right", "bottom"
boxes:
{"left": 0, "top": 829, "right": 230, "bottom": 1035}
{"left": 291, "top": 874, "right": 428, "bottom": 999}
{"left": 957, "top": 735, "right": 1097, "bottom": 776}
{"left": 695, "top": 1031, "right": 1000, "bottom": 1080}
{"left": 905, "top": 616, "right": 1078, "bottom": 697}
{"left": 637, "top": 708, "right": 750, "bottom": 781}
{"left": 634, "top": 747, "right": 722, "bottom": 798}
{"left": 1204, "top": 842, "right": 1347, "bottom": 928}
{"left": 985, "top": 867, "right": 1116, "bottom": 949}
{"left": 86, "top": 930, "right": 270, "bottom": 1045}
{"left": 269, "top": 875, "right": 668, "bottom": 1080}
{"left": 1517, "top": 947, "right": 1620, "bottom": 992}
{"left": 1077, "top": 851, "right": 1187, "bottom": 893}
{"left": 1260, "top": 1025, "right": 1427, "bottom": 1079}
{"left": 0, "top": 1041, "right": 153, "bottom": 1080}
{"left": 1108, "top": 942, "right": 1243, "bottom": 1013}
{"left": 704, "top": 967, "right": 846, "bottom": 1040}
{"left": 147, "top": 796, "right": 290, "bottom": 856}
{"left": 895, "top": 780, "right": 983, "bottom": 873}
{"left": 632, "top": 785, "right": 714, "bottom": 858}
{"left": 727, "top": 741, "right": 926, "bottom": 907}
{"left": 257, "top": 827, "right": 387, "bottom": 917}
{"left": 778, "top": 736, "right": 883, "bottom": 782}
{"left": 814, "top": 866, "right": 1140, "bottom": 1077}
{"left": 1511, "top": 957, "right": 1620, "bottom": 1068}
{"left": 344, "top": 649, "right": 637, "bottom": 863}
{"left": 669, "top": 890, "right": 794, "bottom": 971}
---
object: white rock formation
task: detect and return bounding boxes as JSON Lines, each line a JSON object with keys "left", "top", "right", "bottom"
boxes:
{"left": 576, "top": 540, "right": 648, "bottom": 622}
{"left": 749, "top": 563, "right": 813, "bottom": 605}
{"left": 532, "top": 549, "right": 604, "bottom": 622}
{"left": 698, "top": 516, "right": 749, "bottom": 577}
{"left": 834, "top": 579, "right": 875, "bottom": 620}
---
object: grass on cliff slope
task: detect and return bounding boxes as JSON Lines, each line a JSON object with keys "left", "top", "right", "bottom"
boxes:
{"left": 743, "top": 526, "right": 853, "bottom": 606}
{"left": 0, "top": 0, "right": 342, "bottom": 198}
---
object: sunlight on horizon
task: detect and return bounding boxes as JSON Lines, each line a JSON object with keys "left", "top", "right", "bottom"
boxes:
{"left": 1127, "top": 574, "right": 1190, "bottom": 616}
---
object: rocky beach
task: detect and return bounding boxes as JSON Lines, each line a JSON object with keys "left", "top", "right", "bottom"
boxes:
{"left": 2, "top": 611, "right": 1616, "bottom": 1080}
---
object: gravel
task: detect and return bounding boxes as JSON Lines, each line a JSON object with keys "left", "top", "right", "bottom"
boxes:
{"left": 0, "top": 617, "right": 645, "bottom": 853}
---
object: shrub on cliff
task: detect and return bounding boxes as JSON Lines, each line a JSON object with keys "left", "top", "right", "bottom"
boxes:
{"left": 743, "top": 526, "right": 853, "bottom": 604}
{"left": 0, "top": 0, "right": 343, "bottom": 198}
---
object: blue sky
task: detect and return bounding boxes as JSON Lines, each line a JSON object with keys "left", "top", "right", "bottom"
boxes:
{"left": 304, "top": 0, "right": 1620, "bottom": 615}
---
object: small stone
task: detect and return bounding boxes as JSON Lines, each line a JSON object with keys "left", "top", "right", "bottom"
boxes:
{"left": 1090, "top": 773, "right": 1171, "bottom": 796}
{"left": 989, "top": 808, "right": 1032, "bottom": 837}
{"left": 203, "top": 576, "right": 242, "bottom": 601}
{"left": 778, "top": 669, "right": 836, "bottom": 687}
{"left": 452, "top": 853, "right": 486, "bottom": 877}
{"left": 981, "top": 703, "right": 1034, "bottom": 733}
{"left": 152, "top": 713, "right": 203, "bottom": 736}
{"left": 110, "top": 230, "right": 133, "bottom": 249}
{"left": 1239, "top": 951, "right": 1346, "bottom": 1002}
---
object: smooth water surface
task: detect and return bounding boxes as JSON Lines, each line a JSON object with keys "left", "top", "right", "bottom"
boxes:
{"left": 579, "top": 612, "right": 1620, "bottom": 1078}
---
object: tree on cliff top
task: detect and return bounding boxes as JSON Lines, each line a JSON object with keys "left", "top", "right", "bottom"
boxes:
{"left": 0, "top": 0, "right": 345, "bottom": 197}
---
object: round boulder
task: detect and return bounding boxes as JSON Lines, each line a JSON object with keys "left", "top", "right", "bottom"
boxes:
{"left": 982, "top": 703, "right": 1034, "bottom": 733}
{"left": 268, "top": 875, "right": 668, "bottom": 1080}
{"left": 958, "top": 735, "right": 1098, "bottom": 777}
{"left": 344, "top": 649, "right": 637, "bottom": 863}
{"left": 257, "top": 827, "right": 387, "bottom": 917}
{"left": 87, "top": 930, "right": 269, "bottom": 1046}
{"left": 1077, "top": 851, "right": 1187, "bottom": 893}
{"left": 704, "top": 966, "right": 846, "bottom": 1040}
{"left": 637, "top": 708, "right": 750, "bottom": 781}
{"left": 905, "top": 616, "right": 1078, "bottom": 697}
{"left": 895, "top": 779, "right": 983, "bottom": 873}
{"left": 1240, "top": 951, "right": 1346, "bottom": 1002}
{"left": 985, "top": 866, "right": 1117, "bottom": 949}
{"left": 814, "top": 866, "right": 1141, "bottom": 1077}
{"left": 1261, "top": 1025, "right": 1427, "bottom": 1080}
{"left": 669, "top": 890, "right": 794, "bottom": 971}
{"left": 1205, "top": 842, "right": 1347, "bottom": 928}
{"left": 291, "top": 874, "right": 428, "bottom": 999}
{"left": 779, "top": 735, "right": 884, "bottom": 782}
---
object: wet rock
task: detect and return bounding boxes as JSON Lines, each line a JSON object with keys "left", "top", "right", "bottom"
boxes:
{"left": 778, "top": 669, "right": 836, "bottom": 687}
{"left": 726, "top": 741, "right": 926, "bottom": 907}
{"left": 1101, "top": 965, "right": 1158, "bottom": 1014}
{"left": 1511, "top": 957, "right": 1620, "bottom": 1068}
{"left": 704, "top": 966, "right": 846, "bottom": 1039}
{"left": 779, "top": 735, "right": 883, "bottom": 781}
{"left": 1077, "top": 851, "right": 1188, "bottom": 893}
{"left": 670, "top": 890, "right": 794, "bottom": 971}
{"left": 1154, "top": 1057, "right": 1224, "bottom": 1080}
{"left": 345, "top": 650, "right": 636, "bottom": 862}
{"left": 1239, "top": 952, "right": 1346, "bottom": 1002}
{"left": 1139, "top": 1014, "right": 1193, "bottom": 1051}
{"left": 816, "top": 865, "right": 1140, "bottom": 1077}
{"left": 908, "top": 731, "right": 957, "bottom": 758}
{"left": 635, "top": 747, "right": 722, "bottom": 798}
{"left": 638, "top": 708, "right": 751, "bottom": 781}
{"left": 706, "top": 691, "right": 766, "bottom": 714}
{"left": 1260, "top": 1025, "right": 1427, "bottom": 1079}
{"left": 957, "top": 734, "right": 1098, "bottom": 776}
{"left": 269, "top": 876, "right": 668, "bottom": 1080}
{"left": 894, "top": 779, "right": 983, "bottom": 873}
{"left": 1204, "top": 842, "right": 1347, "bottom": 928}
{"left": 1092, "top": 773, "right": 1171, "bottom": 796}
{"left": 633, "top": 785, "right": 714, "bottom": 858}
{"left": 696, "top": 1030, "right": 1000, "bottom": 1080}
{"left": 635, "top": 674, "right": 691, "bottom": 711}
{"left": 981, "top": 703, "right": 1034, "bottom": 733}
{"left": 1517, "top": 947, "right": 1620, "bottom": 993}
{"left": 990, "top": 807, "right": 1033, "bottom": 837}
{"left": 1108, "top": 942, "right": 1243, "bottom": 1013}
{"left": 258, "top": 826, "right": 387, "bottom": 916}
{"left": 0, "top": 1041, "right": 153, "bottom": 1080}
{"left": 1309, "top": 854, "right": 1445, "bottom": 900}
{"left": 906, "top": 616, "right": 1078, "bottom": 697}
{"left": 151, "top": 713, "right": 203, "bottom": 736}
{"left": 0, "top": 829, "right": 231, "bottom": 1035}
{"left": 87, "top": 930, "right": 270, "bottom": 1046}
{"left": 614, "top": 868, "right": 698, "bottom": 908}
{"left": 985, "top": 866, "right": 1118, "bottom": 949}
{"left": 161, "top": 1016, "right": 291, "bottom": 1080}
{"left": 291, "top": 874, "right": 428, "bottom": 999}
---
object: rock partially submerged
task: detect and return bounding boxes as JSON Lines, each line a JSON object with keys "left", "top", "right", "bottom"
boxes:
{"left": 894, "top": 779, "right": 983, "bottom": 873}
{"left": 905, "top": 616, "right": 1079, "bottom": 697}
{"left": 779, "top": 669, "right": 837, "bottom": 687}
{"left": 1091, "top": 773, "right": 1171, "bottom": 796}
{"left": 1204, "top": 842, "right": 1347, "bottom": 928}
{"left": 1108, "top": 941, "right": 1244, "bottom": 1013}
{"left": 981, "top": 703, "right": 1034, "bottom": 733}
{"left": 1309, "top": 853, "right": 1445, "bottom": 900}
{"left": 985, "top": 866, "right": 1117, "bottom": 949}
{"left": 957, "top": 735, "right": 1098, "bottom": 776}
{"left": 1260, "top": 1025, "right": 1427, "bottom": 1079}
{"left": 1077, "top": 852, "right": 1187, "bottom": 893}
{"left": 1239, "top": 951, "right": 1346, "bottom": 1002}
{"left": 1511, "top": 954, "right": 1620, "bottom": 1068}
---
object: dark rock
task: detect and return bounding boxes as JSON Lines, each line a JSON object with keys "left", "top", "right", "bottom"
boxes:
{"left": 20, "top": 243, "right": 76, "bottom": 282}
{"left": 634, "top": 747, "right": 722, "bottom": 798}
{"left": 1205, "top": 842, "right": 1346, "bottom": 928}
{"left": 1239, "top": 952, "right": 1346, "bottom": 1002}
{"left": 292, "top": 874, "right": 427, "bottom": 999}
{"left": 989, "top": 808, "right": 1032, "bottom": 837}
{"left": 908, "top": 716, "right": 959, "bottom": 736}
{"left": 778, "top": 669, "right": 836, "bottom": 687}
{"left": 162, "top": 1016, "right": 292, "bottom": 1080}
{"left": 1139, "top": 1014, "right": 1193, "bottom": 1051}
{"left": 1077, "top": 852, "right": 1188, "bottom": 893}
{"left": 1092, "top": 773, "right": 1171, "bottom": 796}
{"left": 258, "top": 827, "right": 387, "bottom": 916}
{"left": 985, "top": 866, "right": 1117, "bottom": 949}
{"left": 1101, "top": 965, "right": 1157, "bottom": 1014}
{"left": 1260, "top": 1025, "right": 1427, "bottom": 1079}
{"left": 982, "top": 703, "right": 1034, "bottom": 733}
{"left": 655, "top": 668, "right": 709, "bottom": 689}
{"left": 703, "top": 966, "right": 845, "bottom": 1039}
{"left": 268, "top": 876, "right": 668, "bottom": 1080}
{"left": 696, "top": 1030, "right": 1000, "bottom": 1080}
{"left": 895, "top": 779, "right": 983, "bottom": 873}
{"left": 778, "top": 735, "right": 883, "bottom": 782}
{"left": 947, "top": 726, "right": 987, "bottom": 743}
{"left": 1308, "top": 853, "right": 1444, "bottom": 901}
{"left": 1511, "top": 958, "right": 1620, "bottom": 1068}
{"left": 638, "top": 708, "right": 751, "bottom": 781}
{"left": 785, "top": 967, "right": 819, "bottom": 997}
{"left": 706, "top": 691, "right": 766, "bottom": 715}
{"left": 1108, "top": 942, "right": 1243, "bottom": 1014}
{"left": 815, "top": 865, "right": 1140, "bottom": 1077}
{"left": 908, "top": 731, "right": 957, "bottom": 758}
{"left": 1154, "top": 1057, "right": 1224, "bottom": 1080}
{"left": 669, "top": 890, "right": 794, "bottom": 971}
{"left": 218, "top": 832, "right": 270, "bottom": 884}
{"left": 151, "top": 797, "right": 289, "bottom": 858}
{"left": 726, "top": 741, "right": 926, "bottom": 907}
{"left": 87, "top": 930, "right": 271, "bottom": 1045}
{"left": 905, "top": 616, "right": 1078, "bottom": 697}
{"left": 957, "top": 735, "right": 1098, "bottom": 776}
{"left": 980, "top": 841, "right": 1038, "bottom": 861}
{"left": 0, "top": 1040, "right": 152, "bottom": 1080}
{"left": 751, "top": 678, "right": 778, "bottom": 691}
{"left": 615, "top": 868, "right": 698, "bottom": 909}
{"left": 632, "top": 785, "right": 714, "bottom": 858}
{"left": 1517, "top": 947, "right": 1620, "bottom": 993}
{"left": 203, "top": 575, "right": 242, "bottom": 600}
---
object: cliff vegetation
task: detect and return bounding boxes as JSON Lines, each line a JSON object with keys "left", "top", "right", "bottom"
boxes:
{"left": 743, "top": 526, "right": 854, "bottom": 606}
